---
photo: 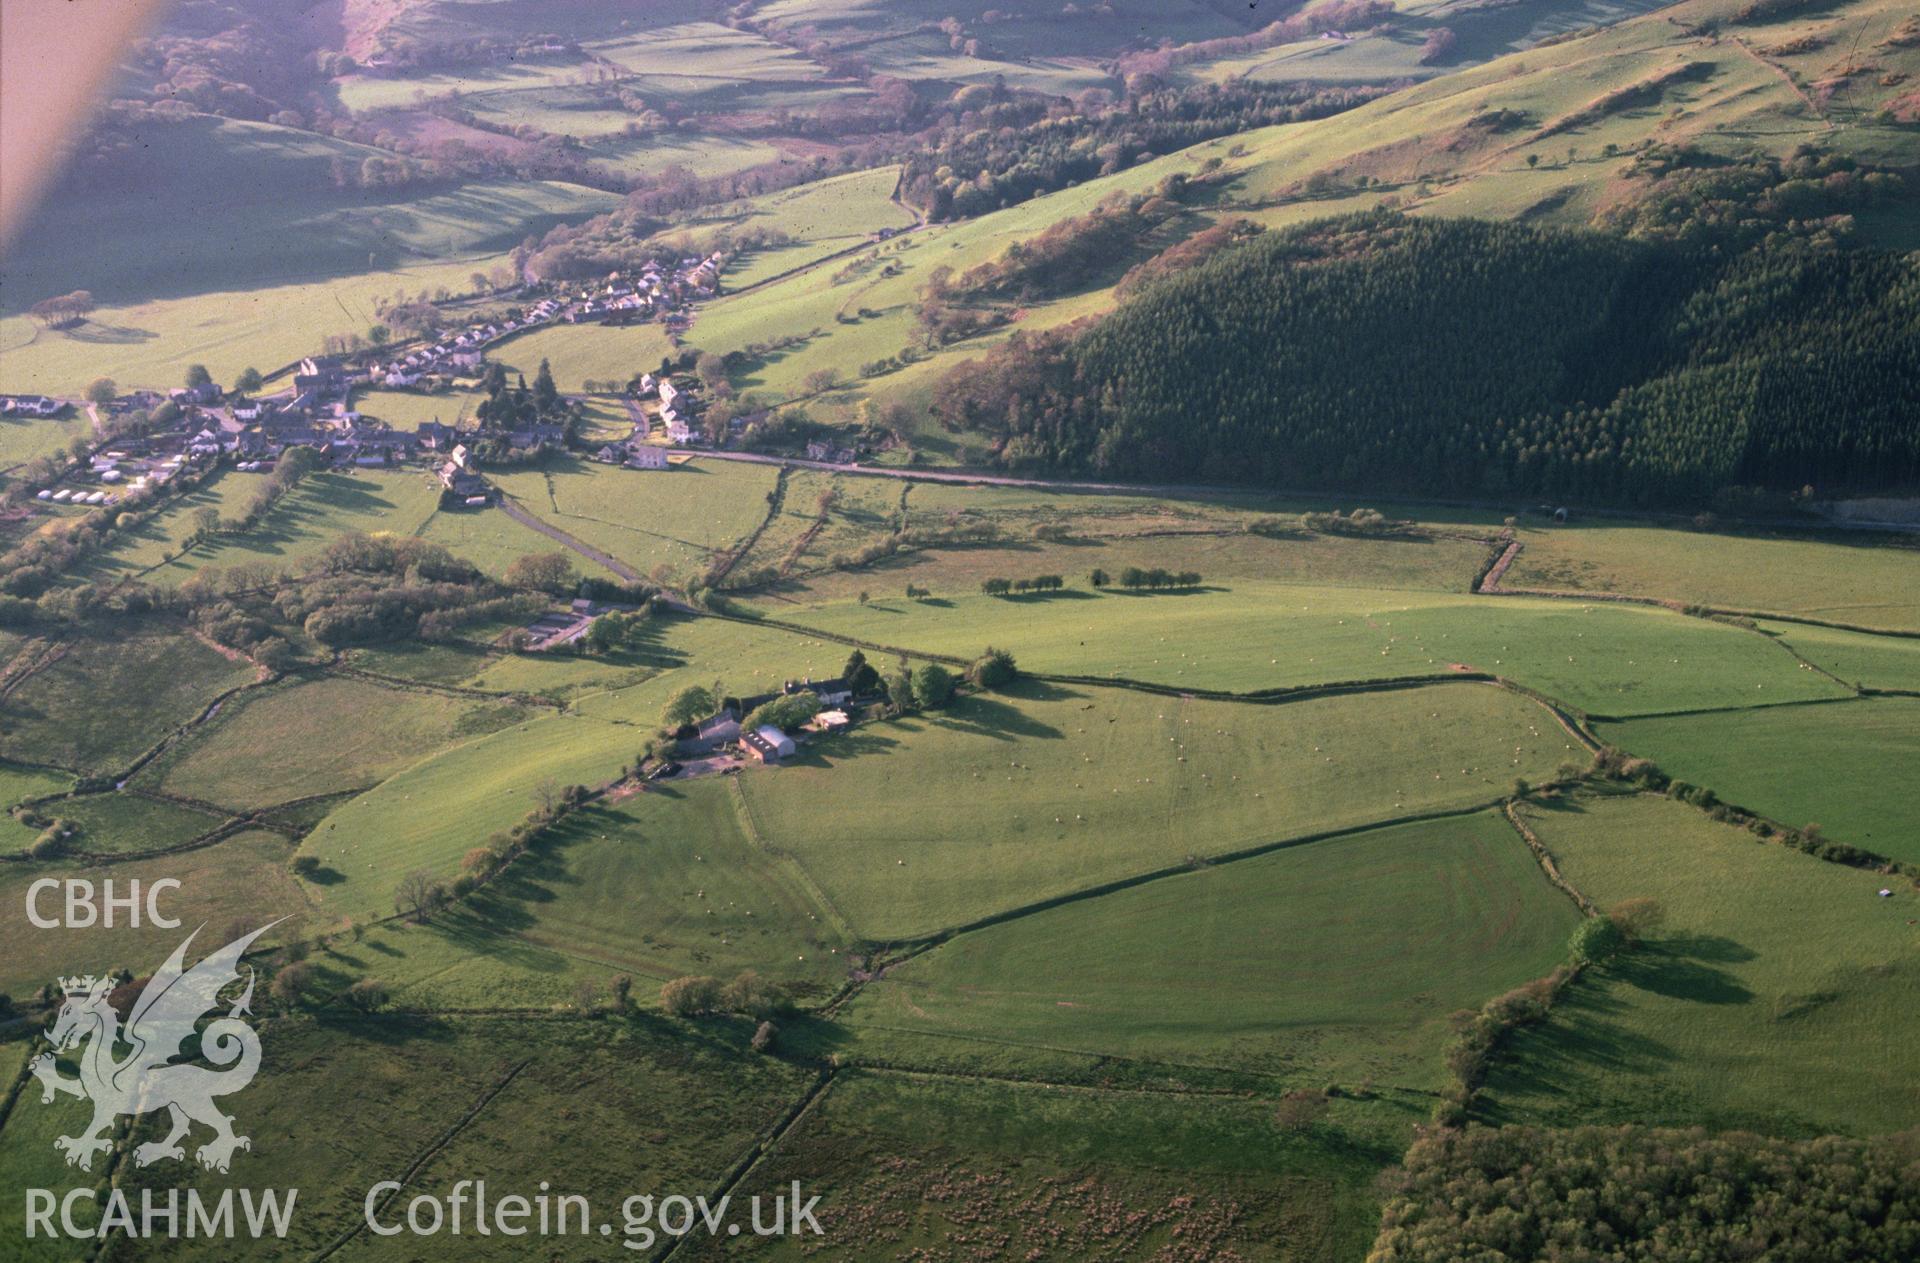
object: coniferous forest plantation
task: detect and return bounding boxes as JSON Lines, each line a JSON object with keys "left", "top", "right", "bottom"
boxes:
{"left": 0, "top": 1, "right": 1916, "bottom": 1260}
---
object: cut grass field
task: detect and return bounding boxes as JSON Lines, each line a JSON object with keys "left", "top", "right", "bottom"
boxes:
{"left": 738, "top": 679, "right": 1580, "bottom": 940}
{"left": 841, "top": 810, "right": 1581, "bottom": 1087}
{"left": 310, "top": 784, "right": 852, "bottom": 1011}
{"left": 1478, "top": 792, "right": 1920, "bottom": 1137}
{"left": 1505, "top": 523, "right": 1920, "bottom": 630}
{"left": 0, "top": 626, "right": 257, "bottom": 774}
{"left": 1600, "top": 697, "right": 1920, "bottom": 865}
{"left": 767, "top": 581, "right": 1849, "bottom": 715}
{"left": 690, "top": 1068, "right": 1393, "bottom": 1263}
{"left": 135, "top": 675, "right": 533, "bottom": 812}
{"left": 0, "top": 828, "right": 304, "bottom": 996}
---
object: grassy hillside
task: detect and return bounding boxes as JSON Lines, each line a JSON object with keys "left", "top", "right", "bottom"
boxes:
{"left": 736, "top": 680, "right": 1576, "bottom": 940}
{"left": 771, "top": 581, "right": 1850, "bottom": 714}
{"left": 1600, "top": 696, "right": 1920, "bottom": 863}
{"left": 841, "top": 810, "right": 1581, "bottom": 1086}
{"left": 2, "top": 115, "right": 618, "bottom": 310}
{"left": 1479, "top": 792, "right": 1920, "bottom": 1137}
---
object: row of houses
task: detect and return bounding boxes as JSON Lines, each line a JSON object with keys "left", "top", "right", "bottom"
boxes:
{"left": 0, "top": 394, "right": 67, "bottom": 417}
{"left": 372, "top": 252, "right": 727, "bottom": 392}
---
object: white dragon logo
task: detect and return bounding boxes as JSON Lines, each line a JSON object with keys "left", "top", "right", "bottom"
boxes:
{"left": 29, "top": 921, "right": 280, "bottom": 1174}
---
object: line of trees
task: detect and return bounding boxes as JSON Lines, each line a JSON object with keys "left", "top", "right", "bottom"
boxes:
{"left": 1116, "top": 568, "right": 1201, "bottom": 590}
{"left": 981, "top": 574, "right": 1064, "bottom": 596}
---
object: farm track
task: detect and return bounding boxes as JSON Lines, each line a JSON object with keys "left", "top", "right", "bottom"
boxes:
{"left": 729, "top": 777, "right": 856, "bottom": 944}
{"left": 495, "top": 494, "right": 643, "bottom": 580}
{"left": 686, "top": 450, "right": 1920, "bottom": 538}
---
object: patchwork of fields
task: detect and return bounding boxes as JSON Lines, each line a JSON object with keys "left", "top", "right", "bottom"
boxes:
{"left": 1, "top": 0, "right": 1916, "bottom": 1253}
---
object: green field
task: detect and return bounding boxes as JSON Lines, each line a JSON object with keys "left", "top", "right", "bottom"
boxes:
{"left": 295, "top": 616, "right": 848, "bottom": 920}
{"left": 755, "top": 506, "right": 1500, "bottom": 602}
{"left": 0, "top": 409, "right": 92, "bottom": 471}
{"left": 738, "top": 680, "right": 1579, "bottom": 940}
{"left": 0, "top": 627, "right": 257, "bottom": 774}
{"left": 352, "top": 387, "right": 483, "bottom": 431}
{"left": 772, "top": 581, "right": 1849, "bottom": 715}
{"left": 0, "top": 0, "right": 1914, "bottom": 1250}
{"left": 1601, "top": 697, "right": 1920, "bottom": 865}
{"left": 422, "top": 499, "right": 626, "bottom": 578}
{"left": 308, "top": 784, "right": 852, "bottom": 1011}
{"left": 1479, "top": 793, "right": 1920, "bottom": 1137}
{"left": 80, "top": 469, "right": 445, "bottom": 586}
{"left": 1761, "top": 621, "right": 1920, "bottom": 693}
{"left": 136, "top": 675, "right": 533, "bottom": 812}
{"left": 842, "top": 810, "right": 1580, "bottom": 1086}
{"left": 0, "top": 829, "right": 304, "bottom": 996}
{"left": 1505, "top": 524, "right": 1920, "bottom": 630}
{"left": 0, "top": 761, "right": 74, "bottom": 812}
{"left": 2, "top": 790, "right": 225, "bottom": 857}
{"left": 491, "top": 455, "right": 779, "bottom": 578}
{"left": 493, "top": 321, "right": 676, "bottom": 394}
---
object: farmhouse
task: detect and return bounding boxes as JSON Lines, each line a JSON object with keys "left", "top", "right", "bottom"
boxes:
{"left": 742, "top": 725, "right": 797, "bottom": 763}
{"left": 784, "top": 677, "right": 855, "bottom": 706}
{"left": 3, "top": 394, "right": 65, "bottom": 417}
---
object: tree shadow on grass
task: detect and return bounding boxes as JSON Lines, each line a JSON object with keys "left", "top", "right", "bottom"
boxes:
{"left": 783, "top": 730, "right": 904, "bottom": 769}
{"left": 61, "top": 322, "right": 158, "bottom": 347}
{"left": 1611, "top": 936, "right": 1755, "bottom": 1005}
{"left": 928, "top": 695, "right": 1065, "bottom": 742}
{"left": 996, "top": 589, "right": 1098, "bottom": 603}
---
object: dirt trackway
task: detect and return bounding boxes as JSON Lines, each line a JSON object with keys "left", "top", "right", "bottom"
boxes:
{"left": 495, "top": 494, "right": 643, "bottom": 581}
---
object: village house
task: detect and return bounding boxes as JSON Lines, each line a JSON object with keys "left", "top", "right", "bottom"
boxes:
{"left": 2, "top": 394, "right": 66, "bottom": 417}
{"left": 170, "top": 382, "right": 223, "bottom": 408}
{"left": 438, "top": 443, "right": 488, "bottom": 501}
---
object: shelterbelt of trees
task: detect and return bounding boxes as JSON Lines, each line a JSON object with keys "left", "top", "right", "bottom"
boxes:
{"left": 933, "top": 159, "right": 1918, "bottom": 507}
